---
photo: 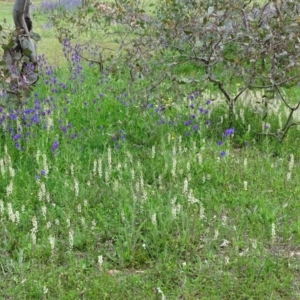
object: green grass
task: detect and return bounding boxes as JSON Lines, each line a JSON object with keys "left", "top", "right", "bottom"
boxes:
{"left": 1, "top": 1, "right": 300, "bottom": 299}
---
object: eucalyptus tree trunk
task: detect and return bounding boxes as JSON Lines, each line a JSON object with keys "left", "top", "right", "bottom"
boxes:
{"left": 13, "top": 0, "right": 37, "bottom": 65}
{"left": 1, "top": 0, "right": 38, "bottom": 106}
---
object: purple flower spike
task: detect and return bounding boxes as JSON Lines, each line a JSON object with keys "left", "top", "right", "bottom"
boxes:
{"left": 220, "top": 151, "right": 226, "bottom": 157}
{"left": 223, "top": 128, "right": 234, "bottom": 137}
{"left": 51, "top": 140, "right": 59, "bottom": 153}
{"left": 13, "top": 133, "right": 21, "bottom": 141}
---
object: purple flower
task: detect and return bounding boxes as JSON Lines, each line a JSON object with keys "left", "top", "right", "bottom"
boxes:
{"left": 206, "top": 99, "right": 211, "bottom": 105}
{"left": 189, "top": 94, "right": 194, "bottom": 100}
{"left": 223, "top": 128, "right": 234, "bottom": 137}
{"left": 217, "top": 140, "right": 223, "bottom": 146}
{"left": 51, "top": 140, "right": 59, "bottom": 153}
{"left": 9, "top": 113, "right": 17, "bottom": 120}
{"left": 184, "top": 120, "right": 192, "bottom": 126}
{"left": 31, "top": 115, "right": 39, "bottom": 123}
{"left": 205, "top": 120, "right": 211, "bottom": 125}
{"left": 13, "top": 133, "right": 21, "bottom": 141}
{"left": 15, "top": 142, "right": 21, "bottom": 149}
{"left": 41, "top": 170, "right": 46, "bottom": 176}
{"left": 245, "top": 141, "right": 249, "bottom": 147}
{"left": 193, "top": 124, "right": 198, "bottom": 131}
{"left": 199, "top": 108, "right": 204, "bottom": 113}
{"left": 220, "top": 151, "right": 226, "bottom": 157}
{"left": 185, "top": 131, "right": 190, "bottom": 136}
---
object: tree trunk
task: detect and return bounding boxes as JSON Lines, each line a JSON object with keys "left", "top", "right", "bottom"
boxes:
{"left": 13, "top": 0, "right": 37, "bottom": 64}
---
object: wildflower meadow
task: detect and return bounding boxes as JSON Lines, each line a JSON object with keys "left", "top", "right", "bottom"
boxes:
{"left": 1, "top": 0, "right": 300, "bottom": 299}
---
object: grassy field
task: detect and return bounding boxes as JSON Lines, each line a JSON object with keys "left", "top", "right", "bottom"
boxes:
{"left": 1, "top": 1, "right": 300, "bottom": 299}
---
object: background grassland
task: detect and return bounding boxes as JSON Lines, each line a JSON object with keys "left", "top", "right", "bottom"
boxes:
{"left": 1, "top": 1, "right": 300, "bottom": 299}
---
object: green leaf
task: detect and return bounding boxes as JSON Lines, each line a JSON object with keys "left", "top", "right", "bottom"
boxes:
{"left": 31, "top": 32, "right": 41, "bottom": 41}
{"left": 23, "top": 49, "right": 32, "bottom": 56}
{"left": 14, "top": 52, "right": 22, "bottom": 61}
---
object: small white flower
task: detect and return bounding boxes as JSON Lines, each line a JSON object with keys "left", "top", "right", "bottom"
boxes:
{"left": 6, "top": 181, "right": 13, "bottom": 197}
{"left": 42, "top": 205, "right": 47, "bottom": 219}
{"left": 105, "top": 170, "right": 110, "bottom": 185}
{"left": 98, "top": 255, "right": 103, "bottom": 269}
{"left": 151, "top": 213, "right": 157, "bottom": 226}
{"left": 43, "top": 154, "right": 49, "bottom": 179}
{"left": 0, "top": 159, "right": 5, "bottom": 177}
{"left": 43, "top": 286, "right": 48, "bottom": 295}
{"left": 107, "top": 147, "right": 112, "bottom": 172}
{"left": 70, "top": 164, "right": 74, "bottom": 177}
{"left": 93, "top": 159, "right": 97, "bottom": 177}
{"left": 98, "top": 158, "right": 102, "bottom": 178}
{"left": 289, "top": 154, "right": 294, "bottom": 172}
{"left": 49, "top": 236, "right": 55, "bottom": 254}
{"left": 271, "top": 223, "right": 276, "bottom": 241}
{"left": 15, "top": 210, "right": 20, "bottom": 224}
{"left": 151, "top": 145, "right": 156, "bottom": 159}
{"left": 74, "top": 178, "right": 79, "bottom": 197}
{"left": 183, "top": 178, "right": 188, "bottom": 195}
{"left": 9, "top": 166, "right": 15, "bottom": 178}
{"left": 157, "top": 287, "right": 166, "bottom": 300}
{"left": 69, "top": 229, "right": 74, "bottom": 251}
{"left": 171, "top": 157, "right": 177, "bottom": 178}
{"left": 0, "top": 200, "right": 4, "bottom": 215}
{"left": 7, "top": 202, "right": 15, "bottom": 223}
{"left": 199, "top": 203, "right": 205, "bottom": 220}
{"left": 214, "top": 229, "right": 219, "bottom": 240}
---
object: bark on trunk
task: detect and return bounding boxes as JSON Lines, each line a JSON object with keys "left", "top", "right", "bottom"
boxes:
{"left": 13, "top": 0, "right": 37, "bottom": 64}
